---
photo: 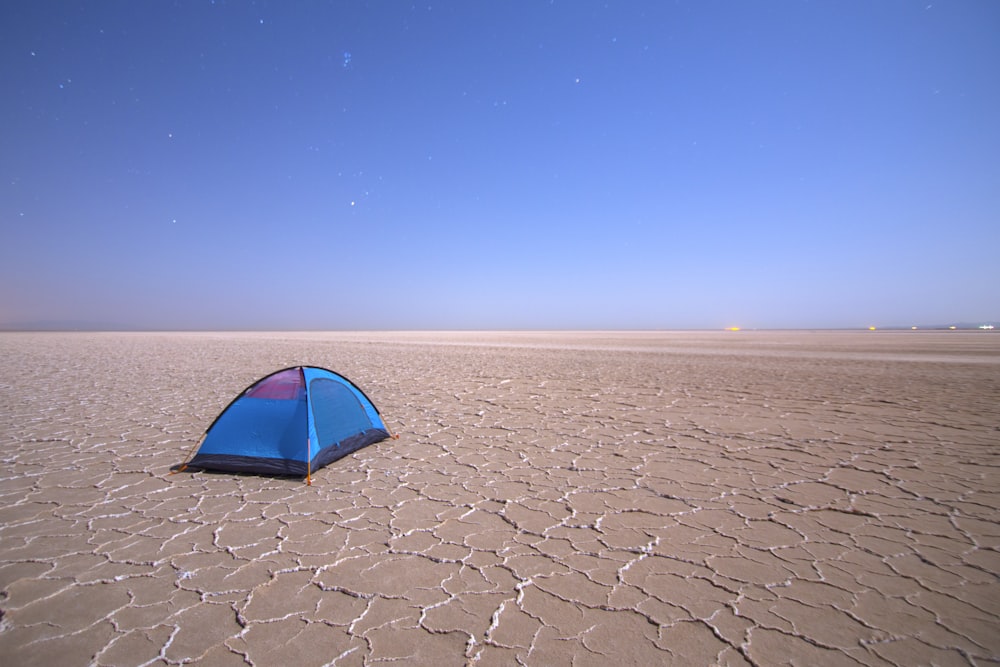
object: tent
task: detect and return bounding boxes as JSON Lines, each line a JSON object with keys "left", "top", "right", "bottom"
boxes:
{"left": 173, "top": 366, "right": 394, "bottom": 483}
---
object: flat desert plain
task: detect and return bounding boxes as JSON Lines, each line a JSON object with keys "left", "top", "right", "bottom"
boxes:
{"left": 0, "top": 330, "right": 997, "bottom": 666}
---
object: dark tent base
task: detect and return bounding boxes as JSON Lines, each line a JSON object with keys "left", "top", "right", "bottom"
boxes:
{"left": 173, "top": 428, "right": 390, "bottom": 477}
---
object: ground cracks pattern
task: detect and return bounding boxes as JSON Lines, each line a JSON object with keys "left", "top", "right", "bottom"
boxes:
{"left": 0, "top": 332, "right": 997, "bottom": 665}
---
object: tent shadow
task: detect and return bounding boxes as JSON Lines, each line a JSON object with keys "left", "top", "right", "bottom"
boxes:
{"left": 169, "top": 462, "right": 312, "bottom": 484}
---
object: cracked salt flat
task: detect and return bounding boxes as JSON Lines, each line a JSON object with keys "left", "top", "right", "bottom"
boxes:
{"left": 0, "top": 331, "right": 997, "bottom": 665}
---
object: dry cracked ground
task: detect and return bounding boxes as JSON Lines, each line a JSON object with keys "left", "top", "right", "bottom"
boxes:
{"left": 0, "top": 331, "right": 997, "bottom": 666}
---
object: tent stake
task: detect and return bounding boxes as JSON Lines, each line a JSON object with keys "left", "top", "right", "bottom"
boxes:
{"left": 170, "top": 433, "right": 206, "bottom": 475}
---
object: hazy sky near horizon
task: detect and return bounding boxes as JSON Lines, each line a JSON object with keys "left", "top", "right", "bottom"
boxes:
{"left": 2, "top": 1, "right": 997, "bottom": 330}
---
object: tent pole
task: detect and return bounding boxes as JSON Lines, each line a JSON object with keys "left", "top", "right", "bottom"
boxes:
{"left": 306, "top": 438, "right": 312, "bottom": 486}
{"left": 170, "top": 433, "right": 207, "bottom": 475}
{"left": 302, "top": 366, "right": 312, "bottom": 485}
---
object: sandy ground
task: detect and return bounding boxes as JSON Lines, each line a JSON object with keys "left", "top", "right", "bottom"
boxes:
{"left": 0, "top": 330, "right": 997, "bottom": 666}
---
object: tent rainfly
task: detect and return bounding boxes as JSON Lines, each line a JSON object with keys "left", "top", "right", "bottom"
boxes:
{"left": 173, "top": 366, "right": 394, "bottom": 484}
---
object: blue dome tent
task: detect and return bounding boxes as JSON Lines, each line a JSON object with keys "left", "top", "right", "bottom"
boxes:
{"left": 173, "top": 366, "right": 395, "bottom": 484}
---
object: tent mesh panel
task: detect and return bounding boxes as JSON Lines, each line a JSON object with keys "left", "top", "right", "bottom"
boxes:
{"left": 309, "top": 378, "right": 374, "bottom": 447}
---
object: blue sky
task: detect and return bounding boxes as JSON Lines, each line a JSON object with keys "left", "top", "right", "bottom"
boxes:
{"left": 2, "top": 1, "right": 997, "bottom": 330}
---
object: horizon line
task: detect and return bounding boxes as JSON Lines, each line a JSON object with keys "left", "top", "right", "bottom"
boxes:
{"left": 2, "top": 324, "right": 998, "bottom": 334}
